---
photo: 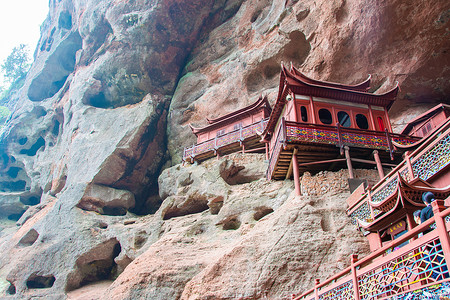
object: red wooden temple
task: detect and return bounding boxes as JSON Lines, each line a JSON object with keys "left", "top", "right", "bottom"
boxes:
{"left": 401, "top": 103, "right": 450, "bottom": 138}
{"left": 294, "top": 114, "right": 450, "bottom": 299}
{"left": 183, "top": 96, "right": 271, "bottom": 163}
{"left": 262, "top": 64, "right": 419, "bottom": 195}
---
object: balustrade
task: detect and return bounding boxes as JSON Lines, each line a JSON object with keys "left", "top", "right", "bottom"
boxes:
{"left": 348, "top": 121, "right": 450, "bottom": 227}
{"left": 294, "top": 201, "right": 450, "bottom": 300}
{"left": 183, "top": 118, "right": 269, "bottom": 162}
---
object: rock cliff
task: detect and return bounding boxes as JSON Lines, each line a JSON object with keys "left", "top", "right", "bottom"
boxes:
{"left": 0, "top": 0, "right": 448, "bottom": 298}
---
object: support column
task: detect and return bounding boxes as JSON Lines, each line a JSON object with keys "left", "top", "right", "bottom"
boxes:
{"left": 373, "top": 150, "right": 384, "bottom": 179}
{"left": 406, "top": 212, "right": 417, "bottom": 241}
{"left": 432, "top": 201, "right": 450, "bottom": 261}
{"left": 314, "top": 279, "right": 320, "bottom": 300}
{"left": 368, "top": 105, "right": 377, "bottom": 131}
{"left": 292, "top": 150, "right": 301, "bottom": 196}
{"left": 309, "top": 96, "right": 316, "bottom": 124}
{"left": 265, "top": 143, "right": 269, "bottom": 160}
{"left": 351, "top": 254, "right": 361, "bottom": 300}
{"left": 345, "top": 146, "right": 354, "bottom": 179}
{"left": 404, "top": 152, "right": 415, "bottom": 180}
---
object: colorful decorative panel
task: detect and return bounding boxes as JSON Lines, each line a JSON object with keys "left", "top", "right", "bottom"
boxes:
{"left": 358, "top": 238, "right": 449, "bottom": 299}
{"left": 284, "top": 124, "right": 407, "bottom": 151}
{"left": 342, "top": 132, "right": 388, "bottom": 150}
{"left": 392, "top": 136, "right": 419, "bottom": 146}
{"left": 399, "top": 165, "right": 411, "bottom": 181}
{"left": 390, "top": 281, "right": 450, "bottom": 300}
{"left": 286, "top": 126, "right": 338, "bottom": 145}
{"left": 412, "top": 133, "right": 450, "bottom": 181}
{"left": 350, "top": 202, "right": 372, "bottom": 225}
{"left": 318, "top": 280, "right": 353, "bottom": 300}
{"left": 370, "top": 176, "right": 398, "bottom": 204}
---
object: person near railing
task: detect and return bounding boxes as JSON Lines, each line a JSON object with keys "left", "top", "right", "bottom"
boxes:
{"left": 419, "top": 192, "right": 449, "bottom": 280}
{"left": 414, "top": 210, "right": 422, "bottom": 237}
{"left": 421, "top": 192, "right": 436, "bottom": 229}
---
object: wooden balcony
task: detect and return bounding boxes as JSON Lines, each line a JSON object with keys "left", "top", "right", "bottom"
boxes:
{"left": 267, "top": 119, "right": 420, "bottom": 180}
{"left": 183, "top": 119, "right": 269, "bottom": 163}
{"left": 293, "top": 200, "right": 450, "bottom": 300}
{"left": 348, "top": 120, "right": 450, "bottom": 230}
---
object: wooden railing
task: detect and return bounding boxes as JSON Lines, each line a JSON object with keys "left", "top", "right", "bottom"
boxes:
{"left": 348, "top": 120, "right": 450, "bottom": 227}
{"left": 266, "top": 117, "right": 287, "bottom": 180}
{"left": 266, "top": 121, "right": 419, "bottom": 180}
{"left": 293, "top": 200, "right": 450, "bottom": 300}
{"left": 183, "top": 118, "right": 269, "bottom": 162}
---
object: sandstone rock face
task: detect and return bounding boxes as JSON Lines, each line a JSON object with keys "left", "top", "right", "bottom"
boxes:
{"left": 168, "top": 0, "right": 450, "bottom": 162}
{"left": 0, "top": 0, "right": 448, "bottom": 298}
{"left": 102, "top": 155, "right": 371, "bottom": 299}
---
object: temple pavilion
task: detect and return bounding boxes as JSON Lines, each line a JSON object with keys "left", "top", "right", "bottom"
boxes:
{"left": 261, "top": 64, "right": 419, "bottom": 195}
{"left": 183, "top": 96, "right": 271, "bottom": 163}
{"left": 295, "top": 110, "right": 450, "bottom": 300}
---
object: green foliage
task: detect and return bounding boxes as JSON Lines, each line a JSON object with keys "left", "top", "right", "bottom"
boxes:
{"left": 0, "top": 44, "right": 31, "bottom": 105}
{"left": 0, "top": 105, "right": 11, "bottom": 131}
{"left": 1, "top": 44, "right": 30, "bottom": 84}
{"left": 0, "top": 106, "right": 10, "bottom": 123}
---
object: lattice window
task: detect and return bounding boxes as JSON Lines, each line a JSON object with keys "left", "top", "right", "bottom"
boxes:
{"left": 350, "top": 202, "right": 372, "bottom": 225}
{"left": 412, "top": 133, "right": 450, "bottom": 181}
{"left": 318, "top": 280, "right": 353, "bottom": 300}
{"left": 371, "top": 177, "right": 398, "bottom": 204}
{"left": 357, "top": 237, "right": 449, "bottom": 299}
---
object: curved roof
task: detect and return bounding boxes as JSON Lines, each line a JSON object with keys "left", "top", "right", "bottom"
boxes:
{"left": 400, "top": 104, "right": 450, "bottom": 135}
{"left": 290, "top": 64, "right": 372, "bottom": 92}
{"left": 189, "top": 96, "right": 271, "bottom": 135}
{"left": 263, "top": 64, "right": 399, "bottom": 138}
{"left": 356, "top": 175, "right": 450, "bottom": 231}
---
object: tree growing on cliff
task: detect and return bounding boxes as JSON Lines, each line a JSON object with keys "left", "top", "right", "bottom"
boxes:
{"left": 1, "top": 44, "right": 30, "bottom": 83}
{"left": 0, "top": 44, "right": 31, "bottom": 107}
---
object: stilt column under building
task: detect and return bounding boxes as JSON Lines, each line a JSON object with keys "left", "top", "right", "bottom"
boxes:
{"left": 344, "top": 146, "right": 354, "bottom": 179}
{"left": 373, "top": 150, "right": 384, "bottom": 179}
{"left": 292, "top": 149, "right": 301, "bottom": 196}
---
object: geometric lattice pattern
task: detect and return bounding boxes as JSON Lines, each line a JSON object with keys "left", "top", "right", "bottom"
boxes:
{"left": 350, "top": 202, "right": 372, "bottom": 225}
{"left": 286, "top": 126, "right": 394, "bottom": 150}
{"left": 412, "top": 133, "right": 450, "bottom": 181}
{"left": 371, "top": 176, "right": 398, "bottom": 204}
{"left": 390, "top": 281, "right": 450, "bottom": 300}
{"left": 286, "top": 126, "right": 338, "bottom": 145}
{"left": 318, "top": 280, "right": 353, "bottom": 300}
{"left": 358, "top": 238, "right": 448, "bottom": 299}
{"left": 305, "top": 238, "right": 450, "bottom": 300}
{"left": 285, "top": 124, "right": 418, "bottom": 151}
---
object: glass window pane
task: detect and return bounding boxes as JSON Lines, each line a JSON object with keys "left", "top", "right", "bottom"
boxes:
{"left": 318, "top": 108, "right": 332, "bottom": 125}
{"left": 300, "top": 106, "right": 308, "bottom": 122}
{"left": 356, "top": 114, "right": 369, "bottom": 129}
{"left": 337, "top": 111, "right": 351, "bottom": 127}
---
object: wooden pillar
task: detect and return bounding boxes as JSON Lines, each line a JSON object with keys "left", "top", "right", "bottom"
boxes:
{"left": 406, "top": 212, "right": 417, "bottom": 241}
{"left": 368, "top": 105, "right": 377, "bottom": 131}
{"left": 314, "top": 278, "right": 320, "bottom": 300}
{"left": 351, "top": 254, "right": 361, "bottom": 300}
{"left": 265, "top": 143, "right": 269, "bottom": 160}
{"left": 344, "top": 146, "right": 354, "bottom": 179}
{"left": 292, "top": 150, "right": 301, "bottom": 196}
{"left": 404, "top": 152, "right": 415, "bottom": 180}
{"left": 373, "top": 150, "right": 384, "bottom": 179}
{"left": 431, "top": 201, "right": 450, "bottom": 261}
{"left": 309, "top": 96, "right": 316, "bottom": 124}
{"left": 384, "top": 108, "right": 393, "bottom": 132}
